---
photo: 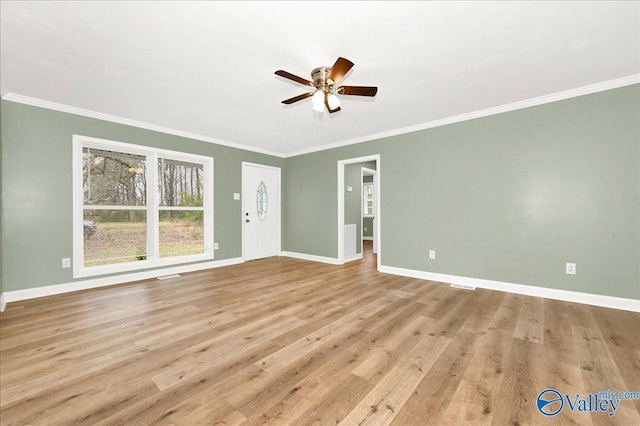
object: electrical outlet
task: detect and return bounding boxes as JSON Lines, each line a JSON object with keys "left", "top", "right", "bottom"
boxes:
{"left": 566, "top": 262, "right": 576, "bottom": 275}
{"left": 364, "top": 227, "right": 367, "bottom": 231}
{"left": 214, "top": 243, "right": 219, "bottom": 250}
{"left": 233, "top": 193, "right": 240, "bottom": 200}
{"left": 62, "top": 258, "right": 71, "bottom": 268}
{"left": 429, "top": 250, "right": 436, "bottom": 260}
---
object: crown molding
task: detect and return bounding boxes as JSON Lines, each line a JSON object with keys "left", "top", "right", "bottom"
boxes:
{"left": 283, "top": 74, "right": 640, "bottom": 158}
{"left": 0, "top": 92, "right": 286, "bottom": 158}
{"left": 3, "top": 74, "right": 638, "bottom": 159}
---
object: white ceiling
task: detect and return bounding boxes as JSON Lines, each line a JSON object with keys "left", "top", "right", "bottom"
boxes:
{"left": 1, "top": 1, "right": 638, "bottom": 157}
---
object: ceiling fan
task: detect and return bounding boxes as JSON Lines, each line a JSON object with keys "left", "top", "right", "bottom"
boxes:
{"left": 275, "top": 57, "right": 378, "bottom": 114}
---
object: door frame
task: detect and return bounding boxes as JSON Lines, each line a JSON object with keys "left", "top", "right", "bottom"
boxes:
{"left": 337, "top": 154, "right": 381, "bottom": 268}
{"left": 241, "top": 162, "right": 282, "bottom": 261}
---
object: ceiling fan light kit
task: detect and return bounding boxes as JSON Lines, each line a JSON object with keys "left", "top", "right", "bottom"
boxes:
{"left": 312, "top": 91, "right": 324, "bottom": 112}
{"left": 327, "top": 93, "right": 341, "bottom": 110}
{"left": 275, "top": 57, "right": 378, "bottom": 114}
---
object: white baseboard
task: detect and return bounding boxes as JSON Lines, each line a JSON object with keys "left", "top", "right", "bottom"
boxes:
{"left": 378, "top": 265, "right": 640, "bottom": 313}
{"left": 280, "top": 251, "right": 340, "bottom": 265}
{"left": 1, "top": 257, "right": 244, "bottom": 306}
{"left": 362, "top": 237, "right": 373, "bottom": 241}
{"left": 345, "top": 253, "right": 363, "bottom": 263}
{"left": 6, "top": 257, "right": 635, "bottom": 313}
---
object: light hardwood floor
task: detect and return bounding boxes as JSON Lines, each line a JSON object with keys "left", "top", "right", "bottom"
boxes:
{"left": 1, "top": 242, "right": 639, "bottom": 425}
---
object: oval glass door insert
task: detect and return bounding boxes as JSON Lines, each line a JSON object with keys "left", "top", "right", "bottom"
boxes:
{"left": 256, "top": 181, "right": 268, "bottom": 221}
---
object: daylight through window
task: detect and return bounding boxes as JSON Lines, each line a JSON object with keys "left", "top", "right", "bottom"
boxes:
{"left": 74, "top": 136, "right": 213, "bottom": 277}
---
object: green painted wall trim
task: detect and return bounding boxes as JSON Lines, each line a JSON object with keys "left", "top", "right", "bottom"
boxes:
{"left": 284, "top": 85, "right": 640, "bottom": 300}
{"left": 0, "top": 100, "right": 283, "bottom": 292}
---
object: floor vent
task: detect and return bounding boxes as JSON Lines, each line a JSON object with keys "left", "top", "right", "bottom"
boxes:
{"left": 157, "top": 274, "right": 181, "bottom": 280}
{"left": 450, "top": 283, "right": 476, "bottom": 290}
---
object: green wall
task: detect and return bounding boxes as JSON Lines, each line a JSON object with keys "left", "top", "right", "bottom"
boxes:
{"left": 2, "top": 85, "right": 638, "bottom": 301}
{"left": 363, "top": 218, "right": 373, "bottom": 238}
{"left": 0, "top": 100, "right": 283, "bottom": 292}
{"left": 284, "top": 85, "right": 640, "bottom": 300}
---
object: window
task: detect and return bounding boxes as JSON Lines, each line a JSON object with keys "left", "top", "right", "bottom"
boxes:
{"left": 363, "top": 182, "right": 374, "bottom": 216}
{"left": 256, "top": 181, "right": 268, "bottom": 221}
{"left": 73, "top": 135, "right": 213, "bottom": 277}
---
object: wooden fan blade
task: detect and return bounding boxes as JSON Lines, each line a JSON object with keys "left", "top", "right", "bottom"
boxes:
{"left": 275, "top": 70, "right": 314, "bottom": 87}
{"left": 337, "top": 86, "right": 378, "bottom": 96}
{"left": 326, "top": 57, "right": 354, "bottom": 85}
{"left": 281, "top": 92, "right": 314, "bottom": 104}
{"left": 324, "top": 92, "right": 341, "bottom": 114}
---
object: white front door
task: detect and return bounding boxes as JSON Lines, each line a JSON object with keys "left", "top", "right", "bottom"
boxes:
{"left": 242, "top": 163, "right": 281, "bottom": 261}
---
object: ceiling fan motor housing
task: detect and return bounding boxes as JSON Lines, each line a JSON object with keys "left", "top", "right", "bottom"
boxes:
{"left": 311, "top": 66, "right": 332, "bottom": 91}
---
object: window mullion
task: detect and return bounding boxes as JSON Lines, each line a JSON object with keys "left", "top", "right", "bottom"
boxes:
{"left": 147, "top": 152, "right": 159, "bottom": 261}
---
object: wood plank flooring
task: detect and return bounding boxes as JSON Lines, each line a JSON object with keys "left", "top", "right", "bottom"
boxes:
{"left": 1, "top": 242, "right": 639, "bottom": 425}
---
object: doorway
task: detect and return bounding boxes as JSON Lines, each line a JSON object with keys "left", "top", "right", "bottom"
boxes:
{"left": 361, "top": 167, "right": 377, "bottom": 255}
{"left": 337, "top": 154, "right": 380, "bottom": 268}
{"left": 242, "top": 162, "right": 281, "bottom": 261}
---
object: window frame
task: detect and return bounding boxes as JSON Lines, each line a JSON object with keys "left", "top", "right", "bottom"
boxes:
{"left": 73, "top": 135, "right": 214, "bottom": 278}
{"left": 363, "top": 182, "right": 375, "bottom": 218}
